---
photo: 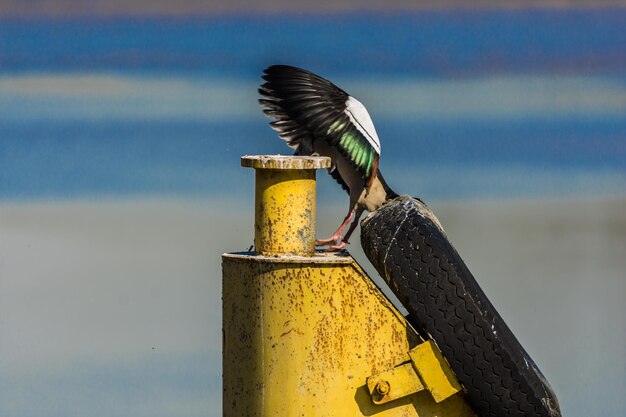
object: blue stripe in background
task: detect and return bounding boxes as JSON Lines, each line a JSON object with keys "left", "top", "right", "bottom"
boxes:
{"left": 1, "top": 10, "right": 625, "bottom": 76}
{"left": 1, "top": 118, "right": 624, "bottom": 200}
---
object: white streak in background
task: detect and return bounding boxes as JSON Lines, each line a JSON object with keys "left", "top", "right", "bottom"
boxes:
{"left": 347, "top": 75, "right": 626, "bottom": 119}
{"left": 0, "top": 73, "right": 626, "bottom": 122}
{"left": 0, "top": 73, "right": 261, "bottom": 121}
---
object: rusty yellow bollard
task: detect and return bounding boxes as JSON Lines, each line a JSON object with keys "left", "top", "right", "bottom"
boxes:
{"left": 223, "top": 155, "right": 476, "bottom": 417}
{"left": 241, "top": 155, "right": 331, "bottom": 256}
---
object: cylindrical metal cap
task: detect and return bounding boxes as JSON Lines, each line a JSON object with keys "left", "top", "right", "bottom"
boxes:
{"left": 241, "top": 155, "right": 331, "bottom": 170}
{"left": 242, "top": 155, "right": 331, "bottom": 256}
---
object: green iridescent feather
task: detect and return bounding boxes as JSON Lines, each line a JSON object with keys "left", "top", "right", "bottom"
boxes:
{"left": 339, "top": 131, "right": 375, "bottom": 177}
{"left": 328, "top": 122, "right": 376, "bottom": 177}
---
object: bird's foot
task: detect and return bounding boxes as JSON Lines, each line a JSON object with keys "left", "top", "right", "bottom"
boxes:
{"left": 325, "top": 240, "right": 348, "bottom": 252}
{"left": 315, "top": 235, "right": 341, "bottom": 246}
{"left": 316, "top": 235, "right": 349, "bottom": 251}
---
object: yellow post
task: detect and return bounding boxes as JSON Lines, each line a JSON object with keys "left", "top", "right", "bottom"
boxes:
{"left": 241, "top": 155, "right": 330, "bottom": 256}
{"left": 223, "top": 155, "right": 476, "bottom": 417}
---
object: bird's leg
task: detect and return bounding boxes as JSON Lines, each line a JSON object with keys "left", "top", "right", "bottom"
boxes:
{"left": 315, "top": 210, "right": 355, "bottom": 246}
{"left": 340, "top": 207, "right": 364, "bottom": 243}
{"left": 325, "top": 207, "right": 364, "bottom": 252}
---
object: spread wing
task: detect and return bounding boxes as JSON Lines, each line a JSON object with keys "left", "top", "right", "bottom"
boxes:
{"left": 259, "top": 65, "right": 381, "bottom": 183}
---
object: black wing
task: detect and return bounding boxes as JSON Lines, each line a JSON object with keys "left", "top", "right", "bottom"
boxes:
{"left": 259, "top": 65, "right": 379, "bottom": 185}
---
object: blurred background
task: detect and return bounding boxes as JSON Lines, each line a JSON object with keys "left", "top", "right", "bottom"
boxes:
{"left": 1, "top": 1, "right": 625, "bottom": 417}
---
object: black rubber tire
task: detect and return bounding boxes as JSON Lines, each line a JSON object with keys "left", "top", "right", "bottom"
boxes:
{"left": 360, "top": 196, "right": 561, "bottom": 417}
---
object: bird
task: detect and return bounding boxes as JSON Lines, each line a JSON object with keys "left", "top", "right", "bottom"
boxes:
{"left": 259, "top": 64, "right": 398, "bottom": 251}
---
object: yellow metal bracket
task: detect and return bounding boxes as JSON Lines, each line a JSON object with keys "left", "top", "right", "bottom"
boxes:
{"left": 367, "top": 340, "right": 463, "bottom": 405}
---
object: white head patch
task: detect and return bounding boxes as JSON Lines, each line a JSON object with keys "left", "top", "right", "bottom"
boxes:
{"left": 345, "top": 96, "right": 381, "bottom": 154}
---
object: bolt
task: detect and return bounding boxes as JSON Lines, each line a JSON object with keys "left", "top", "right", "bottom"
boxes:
{"left": 375, "top": 381, "right": 390, "bottom": 396}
